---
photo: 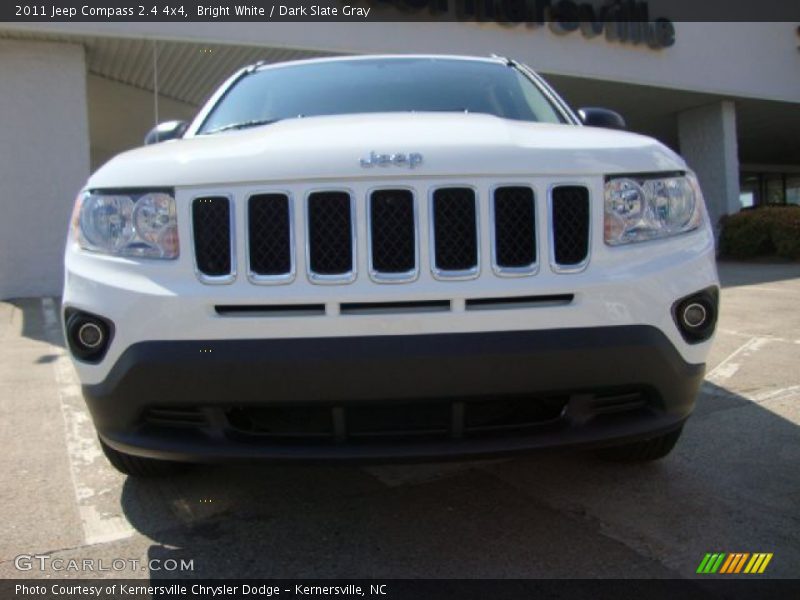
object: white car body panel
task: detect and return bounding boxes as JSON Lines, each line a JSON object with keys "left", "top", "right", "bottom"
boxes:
{"left": 87, "top": 113, "right": 686, "bottom": 189}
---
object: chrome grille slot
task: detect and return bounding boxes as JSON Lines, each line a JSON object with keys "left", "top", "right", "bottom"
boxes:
{"left": 306, "top": 191, "right": 355, "bottom": 282}
{"left": 368, "top": 189, "right": 416, "bottom": 281}
{"left": 551, "top": 186, "right": 590, "bottom": 270}
{"left": 340, "top": 300, "right": 451, "bottom": 315}
{"left": 247, "top": 193, "right": 292, "bottom": 282}
{"left": 215, "top": 304, "right": 326, "bottom": 317}
{"left": 465, "top": 294, "right": 573, "bottom": 311}
{"left": 493, "top": 186, "right": 536, "bottom": 273}
{"left": 192, "top": 196, "right": 234, "bottom": 281}
{"left": 431, "top": 187, "right": 478, "bottom": 278}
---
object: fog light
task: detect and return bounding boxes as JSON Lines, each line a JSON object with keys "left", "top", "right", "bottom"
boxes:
{"left": 681, "top": 302, "right": 708, "bottom": 329}
{"left": 77, "top": 322, "right": 104, "bottom": 349}
{"left": 65, "top": 309, "right": 114, "bottom": 363}
{"left": 672, "top": 288, "right": 718, "bottom": 344}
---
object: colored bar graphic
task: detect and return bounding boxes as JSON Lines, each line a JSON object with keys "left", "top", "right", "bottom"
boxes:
{"left": 744, "top": 554, "right": 760, "bottom": 573}
{"left": 758, "top": 554, "right": 773, "bottom": 573}
{"left": 710, "top": 554, "right": 726, "bottom": 573}
{"left": 719, "top": 554, "right": 736, "bottom": 574}
{"left": 734, "top": 553, "right": 750, "bottom": 573}
{"left": 720, "top": 553, "right": 742, "bottom": 574}
{"left": 698, "top": 552, "right": 772, "bottom": 575}
{"left": 697, "top": 553, "right": 727, "bottom": 574}
{"left": 705, "top": 554, "right": 719, "bottom": 573}
{"left": 697, "top": 554, "right": 712, "bottom": 574}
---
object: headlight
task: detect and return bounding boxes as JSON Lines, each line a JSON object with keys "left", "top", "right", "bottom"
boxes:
{"left": 74, "top": 190, "right": 179, "bottom": 259}
{"left": 604, "top": 173, "right": 704, "bottom": 245}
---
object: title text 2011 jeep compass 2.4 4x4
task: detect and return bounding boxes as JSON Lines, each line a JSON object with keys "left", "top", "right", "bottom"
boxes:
{"left": 63, "top": 55, "right": 718, "bottom": 476}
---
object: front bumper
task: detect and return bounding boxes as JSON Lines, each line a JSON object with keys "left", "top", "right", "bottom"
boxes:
{"left": 87, "top": 325, "right": 704, "bottom": 462}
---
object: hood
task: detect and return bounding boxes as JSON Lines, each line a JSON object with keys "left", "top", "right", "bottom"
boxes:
{"left": 86, "top": 113, "right": 686, "bottom": 189}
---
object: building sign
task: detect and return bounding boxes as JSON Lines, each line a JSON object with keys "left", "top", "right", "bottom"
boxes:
{"left": 359, "top": 0, "right": 677, "bottom": 49}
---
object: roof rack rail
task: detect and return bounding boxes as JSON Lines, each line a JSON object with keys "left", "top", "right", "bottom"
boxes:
{"left": 489, "top": 53, "right": 515, "bottom": 66}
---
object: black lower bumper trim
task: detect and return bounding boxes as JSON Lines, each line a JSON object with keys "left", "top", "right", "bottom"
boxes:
{"left": 84, "top": 326, "right": 704, "bottom": 462}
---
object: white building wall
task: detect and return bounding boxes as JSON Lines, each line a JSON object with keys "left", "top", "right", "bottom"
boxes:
{"left": 87, "top": 75, "right": 197, "bottom": 170}
{"left": 4, "top": 21, "right": 799, "bottom": 103}
{"left": 0, "top": 39, "right": 90, "bottom": 299}
{"left": 678, "top": 101, "right": 740, "bottom": 233}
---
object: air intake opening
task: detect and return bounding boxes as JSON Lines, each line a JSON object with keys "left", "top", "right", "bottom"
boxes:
{"left": 369, "top": 189, "right": 416, "bottom": 278}
{"left": 465, "top": 294, "right": 573, "bottom": 311}
{"left": 340, "top": 300, "right": 451, "bottom": 315}
{"left": 144, "top": 407, "right": 209, "bottom": 428}
{"left": 226, "top": 406, "right": 333, "bottom": 440}
{"left": 432, "top": 187, "right": 478, "bottom": 276}
{"left": 551, "top": 186, "right": 590, "bottom": 269}
{"left": 248, "top": 193, "right": 292, "bottom": 280}
{"left": 493, "top": 186, "right": 536, "bottom": 271}
{"left": 307, "top": 191, "right": 355, "bottom": 280}
{"left": 215, "top": 304, "right": 326, "bottom": 317}
{"left": 192, "top": 196, "right": 233, "bottom": 279}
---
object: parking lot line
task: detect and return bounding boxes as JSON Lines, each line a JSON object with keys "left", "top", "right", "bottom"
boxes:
{"left": 705, "top": 336, "right": 772, "bottom": 384}
{"left": 40, "top": 298, "right": 134, "bottom": 546}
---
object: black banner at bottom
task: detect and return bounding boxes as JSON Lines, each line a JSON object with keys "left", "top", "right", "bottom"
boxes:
{"left": 4, "top": 579, "right": 800, "bottom": 600}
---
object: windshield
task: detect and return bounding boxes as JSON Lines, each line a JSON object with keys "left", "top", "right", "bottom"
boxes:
{"left": 197, "top": 58, "right": 567, "bottom": 134}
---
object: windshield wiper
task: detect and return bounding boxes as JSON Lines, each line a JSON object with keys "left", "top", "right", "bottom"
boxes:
{"left": 202, "top": 118, "right": 280, "bottom": 135}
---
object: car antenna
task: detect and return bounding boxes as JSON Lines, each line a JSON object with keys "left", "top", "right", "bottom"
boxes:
{"left": 152, "top": 39, "right": 159, "bottom": 132}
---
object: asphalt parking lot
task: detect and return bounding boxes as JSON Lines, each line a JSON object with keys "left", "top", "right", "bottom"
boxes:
{"left": 0, "top": 261, "right": 798, "bottom": 580}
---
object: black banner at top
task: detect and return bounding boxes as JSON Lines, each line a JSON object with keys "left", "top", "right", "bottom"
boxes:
{"left": 2, "top": 0, "right": 800, "bottom": 22}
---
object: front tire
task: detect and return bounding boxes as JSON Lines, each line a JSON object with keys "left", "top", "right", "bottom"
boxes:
{"left": 100, "top": 438, "right": 186, "bottom": 477}
{"left": 596, "top": 427, "right": 683, "bottom": 462}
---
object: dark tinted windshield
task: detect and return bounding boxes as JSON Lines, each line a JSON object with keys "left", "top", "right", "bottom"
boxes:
{"left": 198, "top": 58, "right": 566, "bottom": 134}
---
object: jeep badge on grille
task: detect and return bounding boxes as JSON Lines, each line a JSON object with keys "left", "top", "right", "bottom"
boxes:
{"left": 360, "top": 151, "right": 423, "bottom": 169}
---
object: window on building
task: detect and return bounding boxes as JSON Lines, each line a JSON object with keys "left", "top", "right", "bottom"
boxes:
{"left": 738, "top": 171, "right": 800, "bottom": 207}
{"left": 787, "top": 176, "right": 800, "bottom": 205}
{"left": 739, "top": 191, "right": 755, "bottom": 208}
{"left": 765, "top": 174, "right": 785, "bottom": 204}
{"left": 739, "top": 174, "right": 759, "bottom": 208}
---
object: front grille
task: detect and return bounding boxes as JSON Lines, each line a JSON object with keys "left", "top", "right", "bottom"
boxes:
{"left": 191, "top": 181, "right": 592, "bottom": 285}
{"left": 248, "top": 193, "right": 292, "bottom": 278}
{"left": 551, "top": 186, "right": 590, "bottom": 267}
{"left": 144, "top": 389, "right": 653, "bottom": 442}
{"left": 432, "top": 187, "right": 478, "bottom": 274}
{"left": 222, "top": 396, "right": 567, "bottom": 442}
{"left": 493, "top": 186, "right": 536, "bottom": 269}
{"left": 369, "top": 189, "right": 416, "bottom": 276}
{"left": 192, "top": 197, "right": 232, "bottom": 278}
{"left": 307, "top": 191, "right": 354, "bottom": 277}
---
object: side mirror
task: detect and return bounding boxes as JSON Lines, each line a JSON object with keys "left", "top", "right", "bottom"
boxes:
{"left": 577, "top": 107, "right": 626, "bottom": 130}
{"left": 144, "top": 120, "right": 188, "bottom": 145}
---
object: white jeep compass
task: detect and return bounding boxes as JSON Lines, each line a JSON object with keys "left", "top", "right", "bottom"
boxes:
{"left": 63, "top": 55, "right": 719, "bottom": 476}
